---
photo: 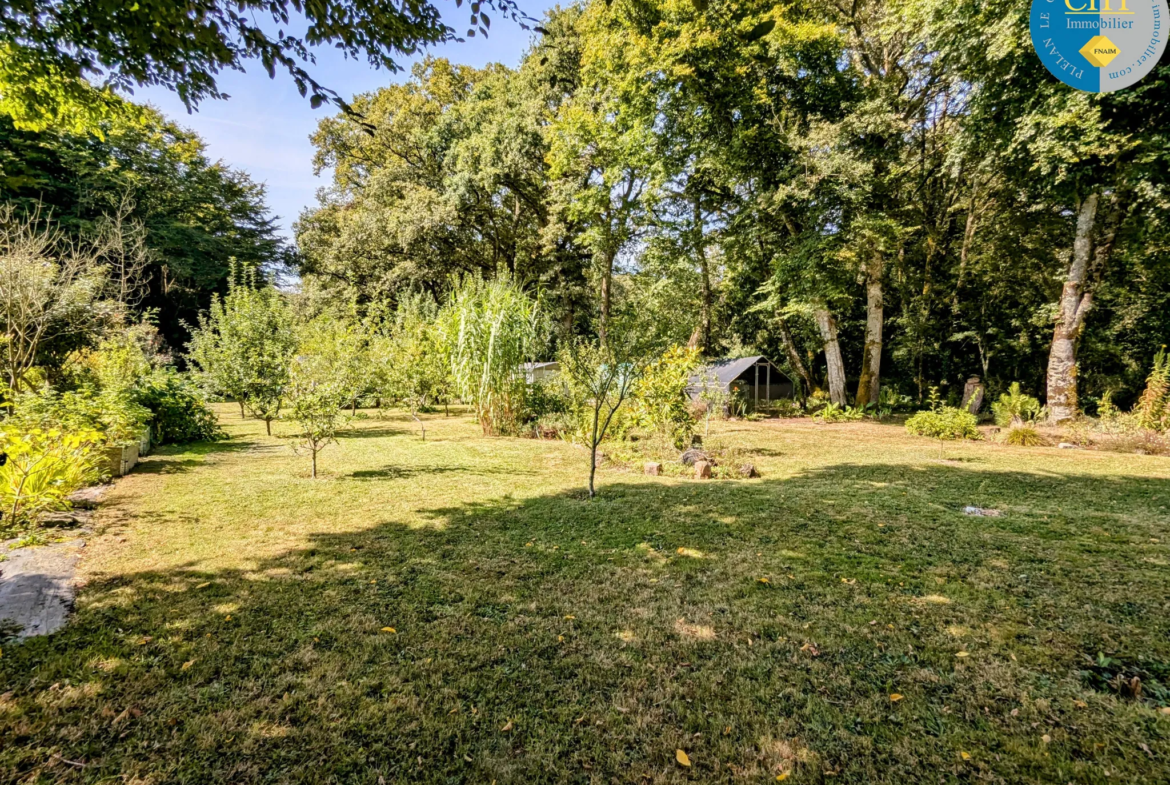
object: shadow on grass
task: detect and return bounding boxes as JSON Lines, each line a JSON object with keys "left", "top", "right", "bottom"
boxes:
{"left": 2, "top": 463, "right": 1168, "bottom": 783}
{"left": 336, "top": 423, "right": 411, "bottom": 440}
{"left": 347, "top": 464, "right": 537, "bottom": 481}
{"left": 132, "top": 439, "right": 255, "bottom": 476}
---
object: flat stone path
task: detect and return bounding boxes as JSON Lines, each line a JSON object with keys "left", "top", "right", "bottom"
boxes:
{"left": 0, "top": 535, "right": 86, "bottom": 639}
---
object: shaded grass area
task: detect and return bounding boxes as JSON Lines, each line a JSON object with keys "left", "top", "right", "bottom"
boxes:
{"left": 2, "top": 409, "right": 1170, "bottom": 783}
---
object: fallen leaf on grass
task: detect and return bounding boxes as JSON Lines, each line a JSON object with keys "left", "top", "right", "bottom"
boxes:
{"left": 675, "top": 749, "right": 691, "bottom": 767}
{"left": 525, "top": 542, "right": 534, "bottom": 547}
{"left": 1041, "top": 734, "right": 1051, "bottom": 744}
{"left": 501, "top": 720, "right": 513, "bottom": 732}
{"left": 777, "top": 773, "right": 791, "bottom": 781}
{"left": 890, "top": 693, "right": 904, "bottom": 702}
{"left": 180, "top": 660, "right": 195, "bottom": 671}
{"left": 380, "top": 627, "right": 396, "bottom": 634}
{"left": 758, "top": 577, "right": 770, "bottom": 584}
{"left": 676, "top": 547, "right": 704, "bottom": 559}
{"left": 956, "top": 651, "right": 969, "bottom": 658}
{"left": 195, "top": 582, "right": 210, "bottom": 589}
{"left": 1160, "top": 707, "right": 1170, "bottom": 715}
{"left": 960, "top": 751, "right": 970, "bottom": 760}
{"left": 564, "top": 615, "right": 575, "bottom": 620}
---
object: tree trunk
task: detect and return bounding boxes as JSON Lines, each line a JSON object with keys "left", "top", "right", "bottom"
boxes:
{"left": 239, "top": 401, "right": 246, "bottom": 418}
{"left": 598, "top": 250, "right": 615, "bottom": 347}
{"left": 855, "top": 254, "right": 884, "bottom": 407}
{"left": 588, "top": 406, "right": 600, "bottom": 499}
{"left": 778, "top": 318, "right": 813, "bottom": 400}
{"left": 1046, "top": 193, "right": 1099, "bottom": 422}
{"left": 265, "top": 418, "right": 272, "bottom": 436}
{"left": 951, "top": 185, "right": 980, "bottom": 314}
{"left": 311, "top": 450, "right": 317, "bottom": 479}
{"left": 814, "top": 308, "right": 847, "bottom": 406}
{"left": 694, "top": 197, "right": 711, "bottom": 353}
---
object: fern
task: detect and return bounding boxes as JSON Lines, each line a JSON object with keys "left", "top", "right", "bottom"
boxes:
{"left": 1135, "top": 346, "right": 1170, "bottom": 432}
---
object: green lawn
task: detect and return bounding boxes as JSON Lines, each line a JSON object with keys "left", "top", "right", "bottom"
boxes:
{"left": 3, "top": 406, "right": 1170, "bottom": 783}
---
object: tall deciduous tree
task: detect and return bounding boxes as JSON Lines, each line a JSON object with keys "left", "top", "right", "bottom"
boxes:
{"left": 0, "top": 106, "right": 285, "bottom": 351}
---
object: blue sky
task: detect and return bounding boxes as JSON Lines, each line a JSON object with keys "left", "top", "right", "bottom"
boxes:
{"left": 139, "top": 2, "right": 560, "bottom": 241}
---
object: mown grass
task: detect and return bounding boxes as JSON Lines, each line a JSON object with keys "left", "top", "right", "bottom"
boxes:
{"left": 2, "top": 406, "right": 1170, "bottom": 783}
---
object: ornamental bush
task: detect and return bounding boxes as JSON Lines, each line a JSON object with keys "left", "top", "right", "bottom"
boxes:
{"left": 905, "top": 407, "right": 980, "bottom": 441}
{"left": 991, "top": 383, "right": 1042, "bottom": 428}
{"left": 133, "top": 370, "right": 224, "bottom": 444}
{"left": 0, "top": 425, "right": 103, "bottom": 530}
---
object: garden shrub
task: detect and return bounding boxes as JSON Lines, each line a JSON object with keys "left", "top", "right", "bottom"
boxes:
{"left": 0, "top": 425, "right": 103, "bottom": 530}
{"left": 991, "top": 383, "right": 1042, "bottom": 427}
{"left": 133, "top": 370, "right": 224, "bottom": 444}
{"left": 630, "top": 345, "right": 700, "bottom": 448}
{"left": 906, "top": 390, "right": 980, "bottom": 441}
{"left": 11, "top": 386, "right": 150, "bottom": 446}
{"left": 522, "top": 380, "right": 570, "bottom": 422}
{"left": 770, "top": 399, "right": 804, "bottom": 418}
{"left": 812, "top": 402, "right": 864, "bottom": 423}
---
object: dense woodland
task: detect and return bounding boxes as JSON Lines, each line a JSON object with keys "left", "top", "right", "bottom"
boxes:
{"left": 291, "top": 0, "right": 1170, "bottom": 416}
{"left": 1, "top": 0, "right": 1169, "bottom": 419}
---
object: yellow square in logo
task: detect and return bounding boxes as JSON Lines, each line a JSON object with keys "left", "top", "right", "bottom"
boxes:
{"left": 1079, "top": 35, "right": 1121, "bottom": 68}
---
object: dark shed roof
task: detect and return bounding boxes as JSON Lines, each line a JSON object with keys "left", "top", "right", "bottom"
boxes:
{"left": 690, "top": 356, "right": 790, "bottom": 390}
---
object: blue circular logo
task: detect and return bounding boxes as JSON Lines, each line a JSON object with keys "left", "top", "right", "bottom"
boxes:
{"left": 1030, "top": 0, "right": 1168, "bottom": 92}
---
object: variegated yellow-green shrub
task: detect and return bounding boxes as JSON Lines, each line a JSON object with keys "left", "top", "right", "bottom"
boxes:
{"left": 0, "top": 426, "right": 103, "bottom": 530}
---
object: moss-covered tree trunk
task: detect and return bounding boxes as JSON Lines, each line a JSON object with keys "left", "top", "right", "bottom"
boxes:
{"left": 815, "top": 308, "right": 847, "bottom": 406}
{"left": 855, "top": 253, "right": 884, "bottom": 408}
{"left": 1046, "top": 194, "right": 1098, "bottom": 423}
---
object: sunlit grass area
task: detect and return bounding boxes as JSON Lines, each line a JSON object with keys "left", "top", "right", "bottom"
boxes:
{"left": 3, "top": 404, "right": 1170, "bottom": 783}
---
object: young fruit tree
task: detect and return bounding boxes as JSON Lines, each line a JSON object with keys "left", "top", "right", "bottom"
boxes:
{"left": 380, "top": 292, "right": 449, "bottom": 439}
{"left": 187, "top": 268, "right": 295, "bottom": 434}
{"left": 559, "top": 334, "right": 646, "bottom": 499}
{"left": 286, "top": 317, "right": 365, "bottom": 478}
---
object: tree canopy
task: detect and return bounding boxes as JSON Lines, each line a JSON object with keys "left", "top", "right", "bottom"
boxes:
{"left": 0, "top": 0, "right": 530, "bottom": 133}
{"left": 294, "top": 0, "right": 1170, "bottom": 416}
{"left": 0, "top": 103, "right": 285, "bottom": 351}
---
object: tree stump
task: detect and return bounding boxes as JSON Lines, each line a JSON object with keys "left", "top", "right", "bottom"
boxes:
{"left": 961, "top": 376, "right": 985, "bottom": 414}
